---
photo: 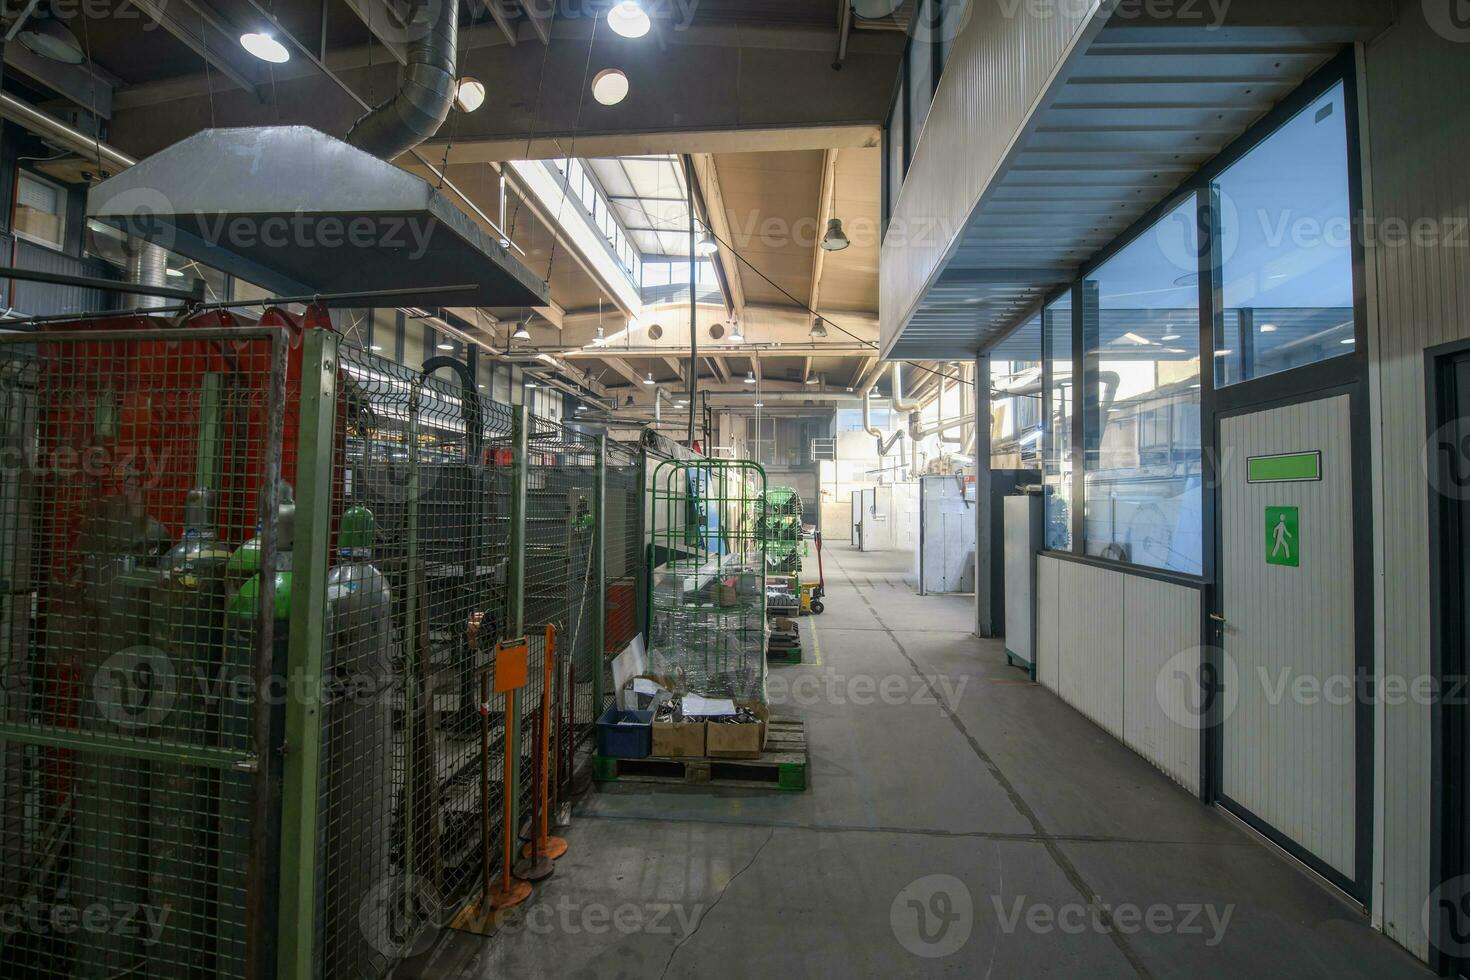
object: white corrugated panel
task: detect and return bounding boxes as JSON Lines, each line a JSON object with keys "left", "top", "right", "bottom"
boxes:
{"left": 1122, "top": 576, "right": 1202, "bottom": 794}
{"left": 878, "top": 1, "right": 1108, "bottom": 351}
{"left": 1362, "top": 1, "right": 1470, "bottom": 958}
{"left": 1220, "top": 395, "right": 1356, "bottom": 879}
{"left": 1057, "top": 560, "right": 1124, "bottom": 738}
{"left": 1037, "top": 555, "right": 1061, "bottom": 691}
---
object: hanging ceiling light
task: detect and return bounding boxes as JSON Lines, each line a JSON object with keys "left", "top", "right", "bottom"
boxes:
{"left": 18, "top": 17, "right": 84, "bottom": 64}
{"left": 454, "top": 77, "right": 486, "bottom": 113}
{"left": 809, "top": 318, "right": 828, "bottom": 339}
{"left": 437, "top": 341, "right": 455, "bottom": 350}
{"left": 592, "top": 325, "right": 606, "bottom": 345}
{"left": 511, "top": 321, "right": 531, "bottom": 341}
{"left": 754, "top": 400, "right": 765, "bottom": 408}
{"left": 805, "top": 373, "right": 821, "bottom": 386}
{"left": 643, "top": 372, "right": 656, "bottom": 385}
{"left": 607, "top": 1, "right": 652, "bottom": 38}
{"left": 820, "top": 217, "right": 850, "bottom": 252}
{"left": 624, "top": 394, "right": 636, "bottom": 407}
{"left": 697, "top": 229, "right": 719, "bottom": 255}
{"left": 743, "top": 370, "right": 756, "bottom": 385}
{"left": 728, "top": 320, "right": 745, "bottom": 344}
{"left": 240, "top": 32, "right": 290, "bottom": 63}
{"left": 591, "top": 68, "right": 630, "bottom": 106}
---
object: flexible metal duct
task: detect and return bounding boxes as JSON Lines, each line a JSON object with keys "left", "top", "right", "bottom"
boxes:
{"left": 126, "top": 241, "right": 169, "bottom": 310}
{"left": 346, "top": 0, "right": 459, "bottom": 160}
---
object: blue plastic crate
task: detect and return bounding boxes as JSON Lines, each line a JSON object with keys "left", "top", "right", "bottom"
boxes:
{"left": 595, "top": 703, "right": 656, "bottom": 759}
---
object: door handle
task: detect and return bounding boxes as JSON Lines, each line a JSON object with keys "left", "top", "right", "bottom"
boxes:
{"left": 1209, "top": 613, "right": 1227, "bottom": 625}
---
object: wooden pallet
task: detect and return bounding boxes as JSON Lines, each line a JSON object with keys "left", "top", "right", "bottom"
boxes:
{"left": 767, "top": 639, "right": 802, "bottom": 664}
{"left": 592, "top": 717, "right": 808, "bottom": 791}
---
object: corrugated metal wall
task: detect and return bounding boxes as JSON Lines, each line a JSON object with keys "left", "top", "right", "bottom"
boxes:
{"left": 878, "top": 0, "right": 1108, "bottom": 348}
{"left": 1219, "top": 396, "right": 1357, "bottom": 880}
{"left": 1361, "top": 1, "right": 1470, "bottom": 957}
{"left": 1036, "top": 555, "right": 1202, "bottom": 793}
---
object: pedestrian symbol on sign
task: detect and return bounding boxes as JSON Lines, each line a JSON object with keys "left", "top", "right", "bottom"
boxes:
{"left": 1265, "top": 506, "right": 1300, "bottom": 567}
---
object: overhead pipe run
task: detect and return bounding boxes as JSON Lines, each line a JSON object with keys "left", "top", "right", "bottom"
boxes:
{"left": 0, "top": 92, "right": 135, "bottom": 174}
{"left": 346, "top": 0, "right": 459, "bottom": 160}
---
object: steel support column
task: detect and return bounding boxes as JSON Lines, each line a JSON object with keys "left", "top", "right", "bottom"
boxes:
{"left": 276, "top": 328, "right": 339, "bottom": 979}
{"left": 507, "top": 403, "right": 530, "bottom": 832}
{"left": 593, "top": 435, "right": 608, "bottom": 713}
{"left": 974, "top": 353, "right": 996, "bottom": 638}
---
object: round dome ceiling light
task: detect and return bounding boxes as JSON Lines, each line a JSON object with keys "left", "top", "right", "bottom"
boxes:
{"left": 454, "top": 77, "right": 486, "bottom": 112}
{"left": 591, "top": 68, "right": 630, "bottom": 106}
{"left": 607, "top": 1, "right": 652, "bottom": 38}
{"left": 240, "top": 32, "right": 290, "bottom": 64}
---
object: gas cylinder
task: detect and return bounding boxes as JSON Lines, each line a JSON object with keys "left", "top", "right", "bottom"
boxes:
{"left": 149, "top": 488, "right": 235, "bottom": 976}
{"left": 220, "top": 493, "right": 295, "bottom": 978}
{"left": 320, "top": 505, "right": 394, "bottom": 977}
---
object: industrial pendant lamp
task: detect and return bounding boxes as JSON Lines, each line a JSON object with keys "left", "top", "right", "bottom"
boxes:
{"left": 728, "top": 320, "right": 745, "bottom": 344}
{"left": 17, "top": 17, "right": 84, "bottom": 64}
{"left": 743, "top": 370, "right": 756, "bottom": 385}
{"left": 821, "top": 218, "right": 850, "bottom": 252}
{"left": 240, "top": 32, "right": 290, "bottom": 63}
{"left": 697, "top": 228, "right": 719, "bottom": 255}
{"left": 607, "top": 1, "right": 652, "bottom": 38}
{"left": 512, "top": 321, "right": 531, "bottom": 341}
{"left": 643, "top": 372, "right": 656, "bottom": 385}
{"left": 809, "top": 318, "right": 828, "bottom": 339}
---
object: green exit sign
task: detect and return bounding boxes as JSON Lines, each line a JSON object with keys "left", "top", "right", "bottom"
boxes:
{"left": 1248, "top": 451, "right": 1321, "bottom": 483}
{"left": 1266, "top": 506, "right": 1300, "bottom": 567}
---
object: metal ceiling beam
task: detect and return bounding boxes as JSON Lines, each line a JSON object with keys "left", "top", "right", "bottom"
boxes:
{"left": 523, "top": 0, "right": 552, "bottom": 45}
{"left": 707, "top": 356, "right": 729, "bottom": 383}
{"left": 340, "top": 0, "right": 410, "bottom": 64}
{"left": 808, "top": 147, "right": 838, "bottom": 326}
{"left": 485, "top": 0, "right": 519, "bottom": 46}
{"left": 131, "top": 0, "right": 262, "bottom": 98}
{"left": 690, "top": 153, "right": 747, "bottom": 323}
{"left": 602, "top": 356, "right": 647, "bottom": 388}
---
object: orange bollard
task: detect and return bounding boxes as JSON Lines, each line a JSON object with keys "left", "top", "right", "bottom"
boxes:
{"left": 488, "top": 639, "right": 532, "bottom": 912}
{"left": 522, "top": 624, "right": 569, "bottom": 864}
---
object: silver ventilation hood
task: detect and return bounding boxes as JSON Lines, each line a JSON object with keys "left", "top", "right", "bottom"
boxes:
{"left": 86, "top": 126, "right": 548, "bottom": 309}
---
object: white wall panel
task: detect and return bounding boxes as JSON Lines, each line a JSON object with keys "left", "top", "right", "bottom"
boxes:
{"left": 1123, "top": 576, "right": 1202, "bottom": 794}
{"left": 1362, "top": 1, "right": 1470, "bottom": 957}
{"left": 878, "top": 1, "right": 1108, "bottom": 351}
{"left": 1036, "top": 556, "right": 1201, "bottom": 792}
{"left": 1037, "top": 555, "right": 1061, "bottom": 691}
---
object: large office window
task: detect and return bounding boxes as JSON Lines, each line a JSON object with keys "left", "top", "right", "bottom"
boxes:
{"left": 1043, "top": 294, "right": 1074, "bottom": 550}
{"left": 1213, "top": 81, "right": 1354, "bottom": 385}
{"left": 1081, "top": 198, "right": 1203, "bottom": 574}
{"left": 13, "top": 172, "right": 66, "bottom": 250}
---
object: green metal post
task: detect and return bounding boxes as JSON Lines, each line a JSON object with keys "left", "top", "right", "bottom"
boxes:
{"left": 507, "top": 404, "right": 530, "bottom": 833}
{"left": 277, "top": 329, "right": 339, "bottom": 980}
{"left": 593, "top": 435, "right": 608, "bottom": 713}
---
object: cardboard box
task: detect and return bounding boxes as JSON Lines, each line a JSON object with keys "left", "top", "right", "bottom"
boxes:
{"left": 652, "top": 720, "right": 707, "bottom": 758}
{"left": 704, "top": 701, "right": 769, "bottom": 759}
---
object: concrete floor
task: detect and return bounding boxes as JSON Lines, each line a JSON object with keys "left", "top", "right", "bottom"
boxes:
{"left": 445, "top": 546, "right": 1431, "bottom": 979}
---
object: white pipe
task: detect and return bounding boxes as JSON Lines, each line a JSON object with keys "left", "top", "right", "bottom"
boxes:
{"left": 0, "top": 93, "right": 135, "bottom": 173}
{"left": 891, "top": 362, "right": 922, "bottom": 412}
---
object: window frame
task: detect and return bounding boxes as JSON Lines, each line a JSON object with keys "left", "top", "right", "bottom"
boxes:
{"left": 1035, "top": 49, "right": 1363, "bottom": 586}
{"left": 13, "top": 169, "right": 69, "bottom": 252}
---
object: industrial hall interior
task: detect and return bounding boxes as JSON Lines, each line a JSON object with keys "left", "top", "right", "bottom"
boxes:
{"left": 1, "top": 0, "right": 1469, "bottom": 977}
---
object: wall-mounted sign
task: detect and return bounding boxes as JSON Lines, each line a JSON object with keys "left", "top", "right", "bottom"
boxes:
{"left": 1247, "top": 451, "right": 1322, "bottom": 483}
{"left": 1265, "top": 506, "right": 1300, "bottom": 567}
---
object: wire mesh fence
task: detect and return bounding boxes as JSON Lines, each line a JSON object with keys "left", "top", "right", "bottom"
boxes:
{"left": 0, "top": 322, "right": 650, "bottom": 980}
{"left": 0, "top": 324, "right": 286, "bottom": 980}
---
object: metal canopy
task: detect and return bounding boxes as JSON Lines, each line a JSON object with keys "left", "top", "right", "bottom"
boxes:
{"left": 88, "top": 126, "right": 550, "bottom": 309}
{"left": 888, "top": 22, "right": 1352, "bottom": 361}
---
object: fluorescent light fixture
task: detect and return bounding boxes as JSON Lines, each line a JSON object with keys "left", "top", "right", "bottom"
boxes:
{"left": 525, "top": 380, "right": 539, "bottom": 388}
{"left": 454, "top": 77, "right": 486, "bottom": 113}
{"left": 743, "top": 371, "right": 756, "bottom": 385}
{"left": 1214, "top": 349, "right": 1232, "bottom": 357}
{"left": 1340, "top": 337, "right": 1356, "bottom": 345}
{"left": 607, "top": 1, "right": 652, "bottom": 37}
{"left": 240, "top": 32, "right": 290, "bottom": 63}
{"left": 1161, "top": 333, "right": 1182, "bottom": 341}
{"left": 591, "top": 68, "right": 630, "bottom": 106}
{"left": 1259, "top": 323, "right": 1279, "bottom": 333}
{"left": 370, "top": 345, "right": 384, "bottom": 351}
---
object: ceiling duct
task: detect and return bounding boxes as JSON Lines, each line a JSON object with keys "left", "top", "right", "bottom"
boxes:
{"left": 346, "top": 0, "right": 458, "bottom": 161}
{"left": 85, "top": 0, "right": 546, "bottom": 310}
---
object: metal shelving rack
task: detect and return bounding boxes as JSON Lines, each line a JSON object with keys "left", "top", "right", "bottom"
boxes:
{"left": 646, "top": 459, "right": 768, "bottom": 703}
